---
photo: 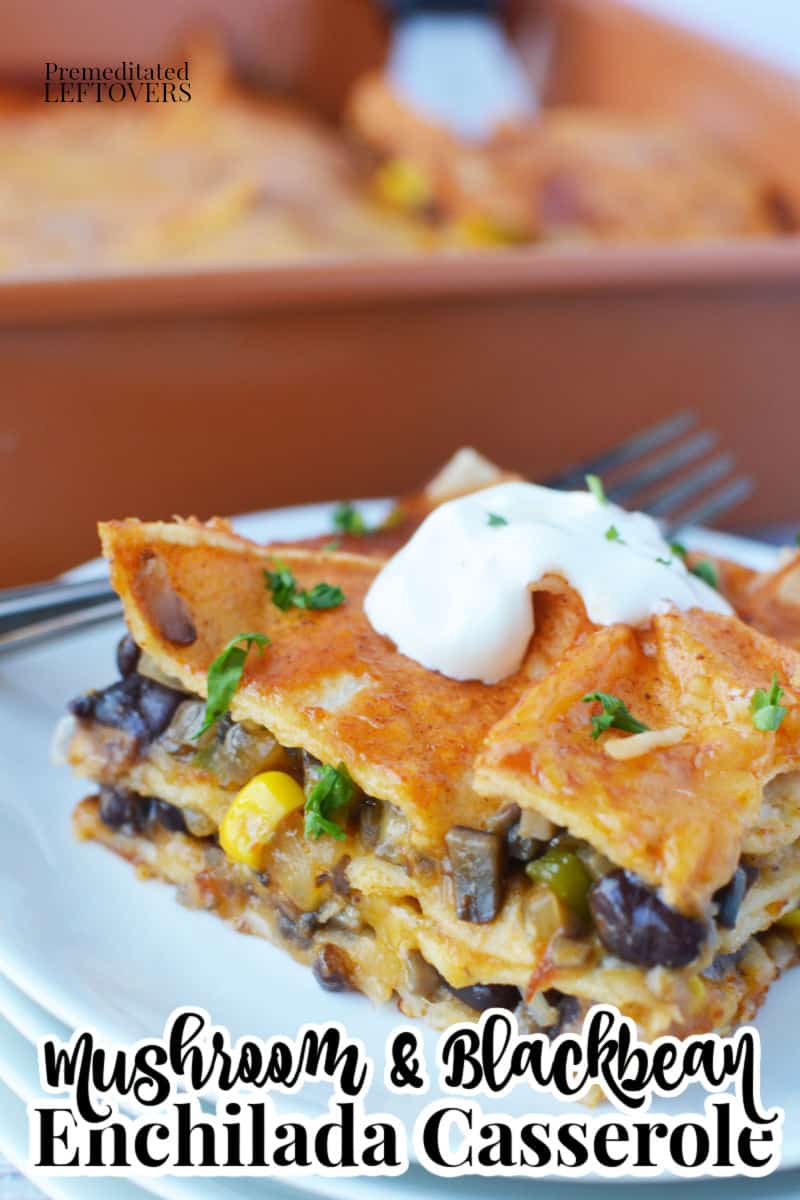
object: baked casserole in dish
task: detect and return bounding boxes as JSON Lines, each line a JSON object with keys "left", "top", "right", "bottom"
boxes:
{"left": 1, "top": 39, "right": 792, "bottom": 275}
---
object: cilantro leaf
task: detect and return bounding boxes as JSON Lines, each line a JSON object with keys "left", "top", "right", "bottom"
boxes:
{"left": 669, "top": 541, "right": 688, "bottom": 560}
{"left": 795, "top": 533, "right": 800, "bottom": 547}
{"left": 582, "top": 691, "right": 650, "bottom": 740}
{"left": 332, "top": 502, "right": 367, "bottom": 535}
{"left": 295, "top": 582, "right": 345, "bottom": 610}
{"left": 656, "top": 556, "right": 672, "bottom": 566}
{"left": 690, "top": 559, "right": 718, "bottom": 590}
{"left": 585, "top": 474, "right": 607, "bottom": 504}
{"left": 304, "top": 763, "right": 355, "bottom": 840}
{"left": 264, "top": 563, "right": 344, "bottom": 613}
{"left": 487, "top": 512, "right": 508, "bottom": 527}
{"left": 323, "top": 538, "right": 341, "bottom": 553}
{"left": 263, "top": 561, "right": 297, "bottom": 611}
{"left": 605, "top": 525, "right": 624, "bottom": 544}
{"left": 194, "top": 633, "right": 269, "bottom": 739}
{"left": 751, "top": 673, "right": 787, "bottom": 733}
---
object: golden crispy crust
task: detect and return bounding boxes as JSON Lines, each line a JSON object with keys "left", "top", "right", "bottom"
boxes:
{"left": 99, "top": 518, "right": 546, "bottom": 846}
{"left": 99, "top": 518, "right": 800, "bottom": 913}
{"left": 477, "top": 612, "right": 800, "bottom": 914}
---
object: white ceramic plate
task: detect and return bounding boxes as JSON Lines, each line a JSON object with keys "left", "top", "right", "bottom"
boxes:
{"left": 3, "top": 975, "right": 800, "bottom": 1200}
{"left": 1, "top": 503, "right": 799, "bottom": 1181}
{"left": 0, "top": 1047, "right": 166, "bottom": 1200}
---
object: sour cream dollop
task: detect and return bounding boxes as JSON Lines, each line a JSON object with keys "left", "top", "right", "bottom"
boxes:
{"left": 364, "top": 482, "right": 733, "bottom": 684}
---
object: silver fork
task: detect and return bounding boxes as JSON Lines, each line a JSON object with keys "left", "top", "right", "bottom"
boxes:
{"left": 0, "top": 412, "right": 752, "bottom": 656}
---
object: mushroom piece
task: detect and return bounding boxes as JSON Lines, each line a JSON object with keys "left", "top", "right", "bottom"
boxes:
{"left": 445, "top": 825, "right": 504, "bottom": 924}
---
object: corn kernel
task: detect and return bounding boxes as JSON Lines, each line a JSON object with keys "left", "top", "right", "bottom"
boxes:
{"left": 374, "top": 159, "right": 431, "bottom": 211}
{"left": 687, "top": 975, "right": 706, "bottom": 1014}
{"left": 453, "top": 213, "right": 519, "bottom": 246}
{"left": 219, "top": 771, "right": 305, "bottom": 870}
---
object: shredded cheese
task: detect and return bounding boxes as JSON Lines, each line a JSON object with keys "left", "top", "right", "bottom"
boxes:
{"left": 603, "top": 726, "right": 688, "bottom": 761}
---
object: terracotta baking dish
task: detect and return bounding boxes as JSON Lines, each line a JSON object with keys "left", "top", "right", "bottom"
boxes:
{"left": 1, "top": 0, "right": 799, "bottom": 586}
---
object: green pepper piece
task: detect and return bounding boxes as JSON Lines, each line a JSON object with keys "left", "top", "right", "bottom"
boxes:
{"left": 526, "top": 846, "right": 592, "bottom": 923}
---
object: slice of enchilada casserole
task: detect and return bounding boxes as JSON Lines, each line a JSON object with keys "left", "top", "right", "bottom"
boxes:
{"left": 57, "top": 455, "right": 800, "bottom": 1041}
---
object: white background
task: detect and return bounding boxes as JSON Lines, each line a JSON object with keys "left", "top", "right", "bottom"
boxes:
{"left": 631, "top": 0, "right": 800, "bottom": 76}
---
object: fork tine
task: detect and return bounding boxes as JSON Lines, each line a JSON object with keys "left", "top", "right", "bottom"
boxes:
{"left": 544, "top": 411, "right": 696, "bottom": 490}
{"left": 665, "top": 476, "right": 754, "bottom": 536}
{"left": 640, "top": 453, "right": 736, "bottom": 519}
{"left": 606, "top": 431, "right": 718, "bottom": 505}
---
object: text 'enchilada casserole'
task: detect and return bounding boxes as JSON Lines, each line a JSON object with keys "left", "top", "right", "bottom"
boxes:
{"left": 57, "top": 453, "right": 800, "bottom": 1042}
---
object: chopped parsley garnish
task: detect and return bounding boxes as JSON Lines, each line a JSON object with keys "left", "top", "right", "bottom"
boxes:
{"left": 194, "top": 633, "right": 269, "bottom": 739}
{"left": 582, "top": 691, "right": 650, "bottom": 740}
{"left": 670, "top": 541, "right": 688, "bottom": 560}
{"left": 299, "top": 583, "right": 344, "bottom": 610}
{"left": 690, "top": 559, "right": 718, "bottom": 590}
{"left": 264, "top": 562, "right": 344, "bottom": 613}
{"left": 751, "top": 673, "right": 787, "bottom": 733}
{"left": 795, "top": 533, "right": 800, "bottom": 547}
{"left": 586, "top": 474, "right": 607, "bottom": 504}
{"left": 487, "top": 512, "right": 508, "bottom": 527}
{"left": 304, "top": 763, "right": 355, "bottom": 840}
{"left": 656, "top": 556, "right": 672, "bottom": 566}
{"left": 323, "top": 538, "right": 341, "bottom": 553}
{"left": 605, "top": 525, "right": 624, "bottom": 543}
{"left": 332, "top": 502, "right": 367, "bottom": 536}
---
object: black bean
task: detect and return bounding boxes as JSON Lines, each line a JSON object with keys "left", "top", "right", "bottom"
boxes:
{"left": 713, "top": 866, "right": 755, "bottom": 930}
{"left": 151, "top": 799, "right": 187, "bottom": 834}
{"left": 86, "top": 673, "right": 185, "bottom": 745}
{"left": 116, "top": 634, "right": 141, "bottom": 678}
{"left": 98, "top": 786, "right": 149, "bottom": 835}
{"left": 447, "top": 983, "right": 521, "bottom": 1013}
{"left": 312, "top": 944, "right": 355, "bottom": 993}
{"left": 68, "top": 693, "right": 96, "bottom": 719}
{"left": 590, "top": 870, "right": 708, "bottom": 968}
{"left": 445, "top": 826, "right": 504, "bottom": 924}
{"left": 137, "top": 677, "right": 184, "bottom": 740}
{"left": 88, "top": 675, "right": 146, "bottom": 739}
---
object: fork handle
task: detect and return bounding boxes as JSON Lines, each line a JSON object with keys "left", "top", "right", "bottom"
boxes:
{"left": 0, "top": 598, "right": 123, "bottom": 656}
{"left": 0, "top": 578, "right": 116, "bottom": 624}
{"left": 381, "top": 1, "right": 502, "bottom": 19}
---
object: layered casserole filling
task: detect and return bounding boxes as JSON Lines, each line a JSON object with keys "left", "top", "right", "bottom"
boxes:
{"left": 56, "top": 463, "right": 800, "bottom": 1045}
{"left": 62, "top": 615, "right": 800, "bottom": 1040}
